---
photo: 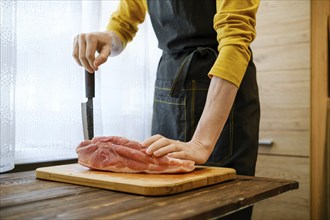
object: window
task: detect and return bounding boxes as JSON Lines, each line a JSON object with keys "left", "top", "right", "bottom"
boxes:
{"left": 0, "top": 0, "right": 160, "bottom": 171}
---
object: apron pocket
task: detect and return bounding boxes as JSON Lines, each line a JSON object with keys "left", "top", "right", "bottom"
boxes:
{"left": 152, "top": 80, "right": 187, "bottom": 141}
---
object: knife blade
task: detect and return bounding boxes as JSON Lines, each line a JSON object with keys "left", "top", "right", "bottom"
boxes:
{"left": 81, "top": 70, "right": 95, "bottom": 140}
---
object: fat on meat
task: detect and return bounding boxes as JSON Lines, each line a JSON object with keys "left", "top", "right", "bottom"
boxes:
{"left": 76, "top": 136, "right": 195, "bottom": 173}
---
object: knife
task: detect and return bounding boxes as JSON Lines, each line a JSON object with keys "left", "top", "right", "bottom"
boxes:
{"left": 81, "top": 70, "right": 95, "bottom": 140}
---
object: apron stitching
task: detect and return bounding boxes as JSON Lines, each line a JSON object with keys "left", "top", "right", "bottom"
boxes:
{"left": 154, "top": 98, "right": 185, "bottom": 106}
{"left": 155, "top": 85, "right": 208, "bottom": 91}
{"left": 191, "top": 80, "right": 196, "bottom": 137}
{"left": 155, "top": 86, "right": 171, "bottom": 91}
{"left": 184, "top": 96, "right": 187, "bottom": 142}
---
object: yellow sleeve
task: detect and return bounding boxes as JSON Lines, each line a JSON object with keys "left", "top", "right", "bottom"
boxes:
{"left": 106, "top": 0, "right": 147, "bottom": 48}
{"left": 209, "top": 0, "right": 260, "bottom": 87}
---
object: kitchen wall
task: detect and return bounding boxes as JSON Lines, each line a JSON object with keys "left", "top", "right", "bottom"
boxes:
{"left": 251, "top": 1, "right": 311, "bottom": 219}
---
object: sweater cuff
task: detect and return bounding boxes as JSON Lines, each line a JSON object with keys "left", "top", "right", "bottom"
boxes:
{"left": 208, "top": 45, "right": 251, "bottom": 87}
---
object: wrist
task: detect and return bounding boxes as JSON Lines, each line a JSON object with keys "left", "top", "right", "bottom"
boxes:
{"left": 189, "top": 137, "right": 214, "bottom": 164}
{"left": 106, "top": 31, "right": 123, "bottom": 57}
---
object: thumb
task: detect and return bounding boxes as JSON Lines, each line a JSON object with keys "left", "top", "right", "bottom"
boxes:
{"left": 94, "top": 45, "right": 111, "bottom": 69}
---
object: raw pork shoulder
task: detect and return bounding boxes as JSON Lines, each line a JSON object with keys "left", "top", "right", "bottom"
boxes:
{"left": 76, "top": 136, "right": 195, "bottom": 173}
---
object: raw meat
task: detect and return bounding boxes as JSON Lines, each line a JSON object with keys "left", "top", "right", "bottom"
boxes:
{"left": 76, "top": 136, "right": 195, "bottom": 173}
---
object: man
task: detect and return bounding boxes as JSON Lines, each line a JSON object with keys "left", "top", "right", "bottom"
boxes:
{"left": 73, "top": 1, "right": 260, "bottom": 219}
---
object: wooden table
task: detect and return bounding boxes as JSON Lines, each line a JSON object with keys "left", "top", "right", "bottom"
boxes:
{"left": 0, "top": 170, "right": 298, "bottom": 219}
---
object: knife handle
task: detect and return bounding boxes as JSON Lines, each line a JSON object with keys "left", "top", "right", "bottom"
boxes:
{"left": 85, "top": 70, "right": 95, "bottom": 98}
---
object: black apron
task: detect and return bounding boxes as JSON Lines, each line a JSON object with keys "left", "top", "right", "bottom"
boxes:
{"left": 147, "top": 0, "right": 260, "bottom": 177}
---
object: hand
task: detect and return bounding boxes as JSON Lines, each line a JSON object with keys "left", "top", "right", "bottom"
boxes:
{"left": 142, "top": 134, "right": 212, "bottom": 164}
{"left": 72, "top": 31, "right": 116, "bottom": 73}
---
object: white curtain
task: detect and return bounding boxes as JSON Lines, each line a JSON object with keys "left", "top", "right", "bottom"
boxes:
{"left": 0, "top": 0, "right": 160, "bottom": 172}
{"left": 98, "top": 1, "right": 160, "bottom": 141}
{"left": 1, "top": 0, "right": 17, "bottom": 172}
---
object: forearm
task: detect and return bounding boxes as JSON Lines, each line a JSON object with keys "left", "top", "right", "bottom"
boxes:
{"left": 142, "top": 76, "right": 237, "bottom": 164}
{"left": 191, "top": 76, "right": 238, "bottom": 160}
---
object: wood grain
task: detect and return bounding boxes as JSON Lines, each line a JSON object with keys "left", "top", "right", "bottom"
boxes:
{"left": 258, "top": 69, "right": 310, "bottom": 107}
{"left": 0, "top": 171, "right": 298, "bottom": 220}
{"left": 258, "top": 130, "right": 309, "bottom": 157}
{"left": 250, "top": 0, "right": 312, "bottom": 219}
{"left": 256, "top": 69, "right": 310, "bottom": 156}
{"left": 251, "top": 0, "right": 311, "bottom": 157}
{"left": 253, "top": 155, "right": 310, "bottom": 220}
{"left": 253, "top": 43, "right": 310, "bottom": 72}
{"left": 311, "top": 1, "right": 330, "bottom": 219}
{"left": 35, "top": 164, "right": 236, "bottom": 196}
{"left": 328, "top": 98, "right": 330, "bottom": 218}
{"left": 252, "top": 0, "right": 310, "bottom": 48}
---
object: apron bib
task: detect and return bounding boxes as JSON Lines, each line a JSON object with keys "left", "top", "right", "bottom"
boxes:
{"left": 147, "top": 0, "right": 260, "bottom": 177}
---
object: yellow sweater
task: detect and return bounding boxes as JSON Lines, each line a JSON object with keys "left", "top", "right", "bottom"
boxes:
{"left": 107, "top": 0, "right": 259, "bottom": 87}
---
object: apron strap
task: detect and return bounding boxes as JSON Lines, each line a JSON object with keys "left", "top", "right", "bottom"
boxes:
{"left": 169, "top": 47, "right": 218, "bottom": 97}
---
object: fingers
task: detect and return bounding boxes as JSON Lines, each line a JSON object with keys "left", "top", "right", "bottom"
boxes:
{"left": 72, "top": 32, "right": 111, "bottom": 73}
{"left": 85, "top": 35, "right": 98, "bottom": 71}
{"left": 141, "top": 134, "right": 163, "bottom": 148}
{"left": 143, "top": 135, "right": 181, "bottom": 157}
{"left": 72, "top": 36, "right": 81, "bottom": 66}
{"left": 78, "top": 35, "right": 95, "bottom": 73}
{"left": 72, "top": 33, "right": 93, "bottom": 73}
{"left": 153, "top": 143, "right": 180, "bottom": 157}
{"left": 142, "top": 135, "right": 211, "bottom": 164}
{"left": 94, "top": 43, "right": 111, "bottom": 68}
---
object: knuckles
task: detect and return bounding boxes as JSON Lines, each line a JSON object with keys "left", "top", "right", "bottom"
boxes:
{"left": 78, "top": 54, "right": 86, "bottom": 61}
{"left": 85, "top": 33, "right": 97, "bottom": 42}
{"left": 86, "top": 53, "right": 94, "bottom": 60}
{"left": 154, "top": 134, "right": 163, "bottom": 139}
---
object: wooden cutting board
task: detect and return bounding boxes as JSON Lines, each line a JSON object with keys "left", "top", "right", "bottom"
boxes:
{"left": 36, "top": 163, "right": 236, "bottom": 196}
